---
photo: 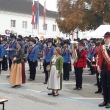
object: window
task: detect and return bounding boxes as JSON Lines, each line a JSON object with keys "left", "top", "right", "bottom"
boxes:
{"left": 11, "top": 20, "right": 16, "bottom": 27}
{"left": 33, "top": 24, "right": 37, "bottom": 29}
{"left": 22, "top": 21, "right": 27, "bottom": 29}
{"left": 43, "top": 24, "right": 47, "bottom": 30}
{"left": 53, "top": 25, "right": 56, "bottom": 31}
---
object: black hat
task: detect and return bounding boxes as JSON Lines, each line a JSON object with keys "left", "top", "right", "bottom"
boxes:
{"left": 60, "top": 42, "right": 64, "bottom": 46}
{"left": 91, "top": 40, "right": 96, "bottom": 44}
{"left": 35, "top": 37, "right": 39, "bottom": 41}
{"left": 18, "top": 35, "right": 23, "bottom": 39}
{"left": 30, "top": 38, "right": 36, "bottom": 44}
{"left": 10, "top": 33, "right": 16, "bottom": 38}
{"left": 2, "top": 38, "right": 7, "bottom": 41}
{"left": 63, "top": 40, "right": 70, "bottom": 45}
{"left": 83, "top": 38, "right": 87, "bottom": 41}
{"left": 78, "top": 40, "right": 85, "bottom": 46}
{"left": 47, "top": 38, "right": 53, "bottom": 43}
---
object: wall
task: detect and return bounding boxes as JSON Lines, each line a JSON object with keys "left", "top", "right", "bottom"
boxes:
{"left": 0, "top": 11, "right": 66, "bottom": 38}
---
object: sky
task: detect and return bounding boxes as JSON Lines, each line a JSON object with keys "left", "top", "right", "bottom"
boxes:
{"left": 39, "top": 0, "right": 58, "bottom": 11}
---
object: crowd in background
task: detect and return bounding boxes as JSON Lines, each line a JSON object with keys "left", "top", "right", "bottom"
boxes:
{"left": 0, "top": 32, "right": 110, "bottom": 108}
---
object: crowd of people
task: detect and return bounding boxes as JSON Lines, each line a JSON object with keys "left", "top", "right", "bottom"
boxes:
{"left": 0, "top": 31, "right": 110, "bottom": 108}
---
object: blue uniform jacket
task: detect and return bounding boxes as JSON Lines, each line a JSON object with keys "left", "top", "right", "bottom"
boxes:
{"left": 2, "top": 44, "right": 8, "bottom": 56}
{"left": 8, "top": 41, "right": 17, "bottom": 59}
{"left": 87, "top": 46, "right": 97, "bottom": 60}
{"left": 22, "top": 41, "right": 25, "bottom": 50}
{"left": 44, "top": 46, "right": 54, "bottom": 63}
{"left": 28, "top": 45, "right": 38, "bottom": 61}
{"left": 0, "top": 45, "right": 4, "bottom": 58}
{"left": 63, "top": 49, "right": 71, "bottom": 63}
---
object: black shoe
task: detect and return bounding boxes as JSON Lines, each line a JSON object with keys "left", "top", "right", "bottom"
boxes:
{"left": 77, "top": 88, "right": 82, "bottom": 90}
{"left": 43, "top": 82, "right": 47, "bottom": 84}
{"left": 28, "top": 79, "right": 34, "bottom": 81}
{"left": 4, "top": 69, "right": 7, "bottom": 71}
{"left": 99, "top": 102, "right": 107, "bottom": 107}
{"left": 12, "top": 85, "right": 17, "bottom": 88}
{"left": 73, "top": 87, "right": 78, "bottom": 90}
{"left": 7, "top": 75, "right": 10, "bottom": 78}
{"left": 94, "top": 83, "right": 97, "bottom": 86}
{"left": 106, "top": 103, "right": 110, "bottom": 108}
{"left": 48, "top": 92, "right": 55, "bottom": 95}
{"left": 95, "top": 90, "right": 102, "bottom": 94}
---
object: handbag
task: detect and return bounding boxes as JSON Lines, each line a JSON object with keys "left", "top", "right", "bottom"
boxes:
{"left": 46, "top": 65, "right": 51, "bottom": 71}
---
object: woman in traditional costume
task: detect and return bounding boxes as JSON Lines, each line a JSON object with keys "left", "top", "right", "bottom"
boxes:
{"left": 47, "top": 47, "right": 63, "bottom": 96}
{"left": 10, "top": 42, "right": 25, "bottom": 88}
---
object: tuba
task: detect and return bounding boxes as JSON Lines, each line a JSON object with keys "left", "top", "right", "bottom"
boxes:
{"left": 71, "top": 42, "right": 78, "bottom": 62}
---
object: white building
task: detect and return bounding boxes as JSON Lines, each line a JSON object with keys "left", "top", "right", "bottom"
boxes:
{"left": 0, "top": 0, "right": 67, "bottom": 39}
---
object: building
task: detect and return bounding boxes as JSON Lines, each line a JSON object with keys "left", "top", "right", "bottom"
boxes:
{"left": 0, "top": 0, "right": 67, "bottom": 38}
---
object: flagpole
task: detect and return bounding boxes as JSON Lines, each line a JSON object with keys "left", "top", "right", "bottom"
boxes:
{"left": 37, "top": 0, "right": 39, "bottom": 35}
{"left": 32, "top": 0, "right": 34, "bottom": 36}
{"left": 32, "top": 25, "right": 33, "bottom": 36}
{"left": 45, "top": 0, "right": 46, "bottom": 35}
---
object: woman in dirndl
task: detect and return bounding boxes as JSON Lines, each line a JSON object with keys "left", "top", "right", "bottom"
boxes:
{"left": 47, "top": 47, "right": 63, "bottom": 96}
{"left": 10, "top": 42, "right": 26, "bottom": 88}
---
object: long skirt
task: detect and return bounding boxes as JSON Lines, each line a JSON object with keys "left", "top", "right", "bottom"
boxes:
{"left": 10, "top": 62, "right": 26, "bottom": 85}
{"left": 47, "top": 65, "right": 62, "bottom": 90}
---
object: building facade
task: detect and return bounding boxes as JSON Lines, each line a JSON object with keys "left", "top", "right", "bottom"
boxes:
{"left": 0, "top": 0, "right": 67, "bottom": 38}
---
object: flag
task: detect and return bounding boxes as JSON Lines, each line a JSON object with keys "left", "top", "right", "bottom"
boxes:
{"left": 43, "top": 0, "right": 46, "bottom": 26}
{"left": 35, "top": 2, "right": 39, "bottom": 24}
{"left": 31, "top": 1, "right": 35, "bottom": 25}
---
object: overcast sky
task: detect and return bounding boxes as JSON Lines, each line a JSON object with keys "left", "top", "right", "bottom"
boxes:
{"left": 39, "top": 0, "right": 58, "bottom": 11}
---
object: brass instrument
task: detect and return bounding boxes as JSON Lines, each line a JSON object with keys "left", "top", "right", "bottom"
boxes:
{"left": 53, "top": 37, "right": 61, "bottom": 47}
{"left": 71, "top": 42, "right": 78, "bottom": 62}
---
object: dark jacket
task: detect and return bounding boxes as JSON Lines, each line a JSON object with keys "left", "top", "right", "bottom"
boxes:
{"left": 13, "top": 49, "right": 24, "bottom": 64}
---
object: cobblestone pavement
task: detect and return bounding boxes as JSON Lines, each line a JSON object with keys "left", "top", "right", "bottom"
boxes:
{"left": 0, "top": 63, "right": 107, "bottom": 110}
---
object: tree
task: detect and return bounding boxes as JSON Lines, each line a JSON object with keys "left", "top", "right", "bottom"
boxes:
{"left": 56, "top": 0, "right": 110, "bottom": 34}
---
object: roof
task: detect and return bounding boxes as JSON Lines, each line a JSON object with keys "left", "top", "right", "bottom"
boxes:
{"left": 0, "top": 0, "right": 58, "bottom": 18}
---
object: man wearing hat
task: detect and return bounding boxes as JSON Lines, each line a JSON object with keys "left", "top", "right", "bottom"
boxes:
{"left": 8, "top": 34, "right": 17, "bottom": 72}
{"left": 43, "top": 38, "right": 54, "bottom": 84}
{"left": 28, "top": 38, "right": 38, "bottom": 81}
{"left": 97, "top": 32, "right": 110, "bottom": 108}
{"left": 87, "top": 39, "right": 97, "bottom": 75}
{"left": 73, "top": 40, "right": 87, "bottom": 90}
{"left": 2, "top": 38, "right": 8, "bottom": 71}
{"left": 18, "top": 35, "right": 25, "bottom": 50}
{"left": 62, "top": 40, "right": 71, "bottom": 81}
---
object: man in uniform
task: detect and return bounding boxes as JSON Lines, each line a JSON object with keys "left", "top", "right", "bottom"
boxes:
{"left": 62, "top": 40, "right": 71, "bottom": 81}
{"left": 2, "top": 38, "right": 8, "bottom": 71}
{"left": 18, "top": 35, "right": 25, "bottom": 50}
{"left": 43, "top": 39, "right": 54, "bottom": 84}
{"left": 87, "top": 40, "right": 97, "bottom": 75}
{"left": 73, "top": 40, "right": 87, "bottom": 90}
{"left": 7, "top": 34, "right": 17, "bottom": 77}
{"left": 28, "top": 38, "right": 38, "bottom": 81}
{"left": 97, "top": 32, "right": 110, "bottom": 108}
